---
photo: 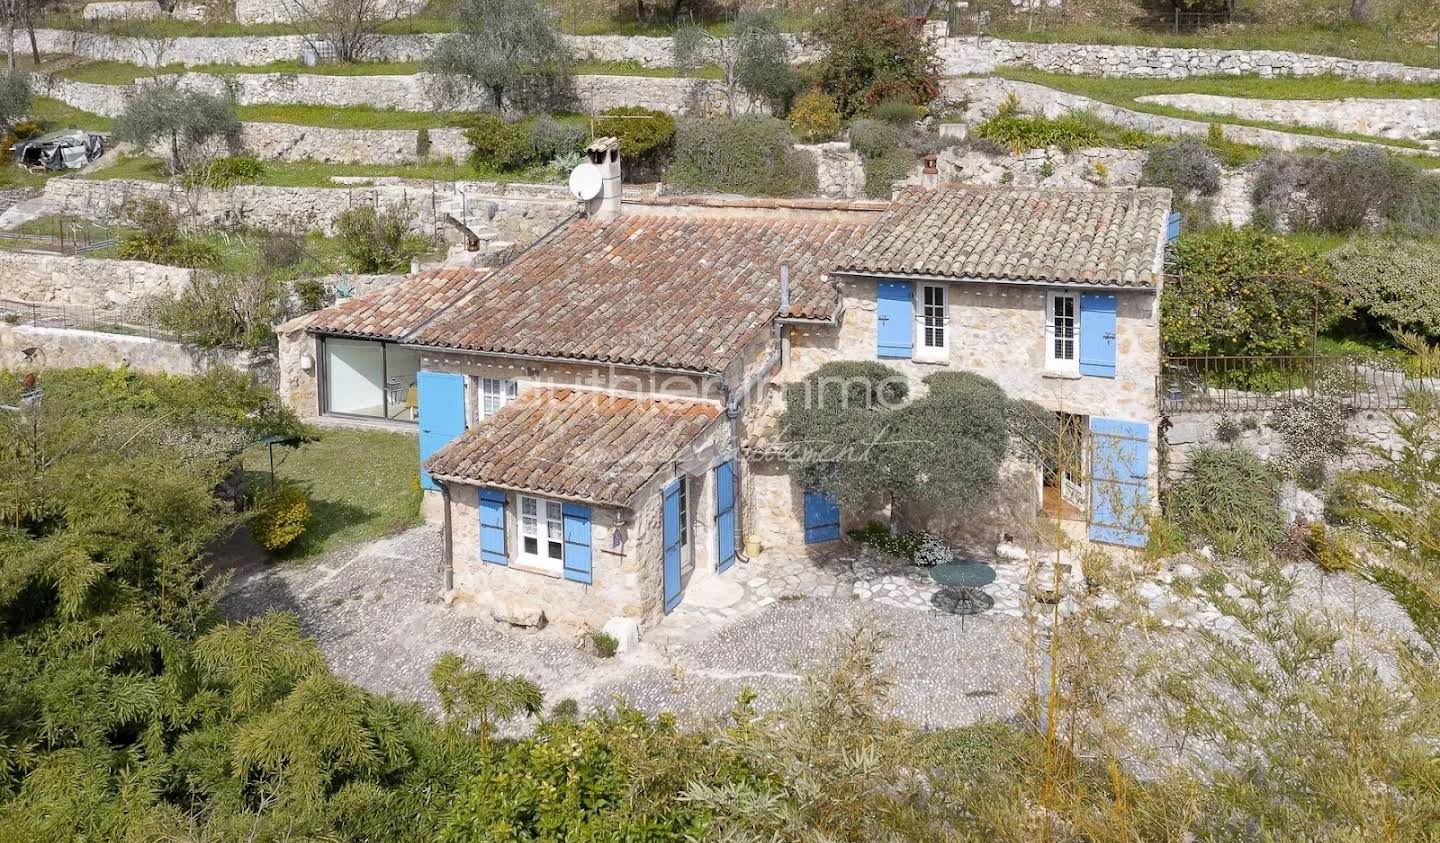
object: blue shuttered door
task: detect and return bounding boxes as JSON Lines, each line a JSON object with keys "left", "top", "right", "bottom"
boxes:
{"left": 876, "top": 280, "right": 914, "bottom": 359}
{"left": 478, "top": 488, "right": 508, "bottom": 565}
{"left": 417, "top": 370, "right": 466, "bottom": 491}
{"left": 714, "top": 460, "right": 737, "bottom": 573}
{"left": 1088, "top": 417, "right": 1150, "bottom": 548}
{"left": 1078, "top": 293, "right": 1117, "bottom": 379}
{"left": 562, "top": 503, "right": 593, "bottom": 584}
{"left": 803, "top": 489, "right": 840, "bottom": 544}
{"left": 662, "top": 480, "right": 683, "bottom": 613}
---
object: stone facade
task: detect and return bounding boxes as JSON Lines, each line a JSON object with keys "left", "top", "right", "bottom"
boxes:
{"left": 0, "top": 250, "right": 193, "bottom": 309}
{"left": 34, "top": 70, "right": 740, "bottom": 117}
{"left": 1136, "top": 93, "right": 1440, "bottom": 143}
{"left": 765, "top": 275, "right": 1162, "bottom": 550}
{"left": 0, "top": 322, "right": 254, "bottom": 376}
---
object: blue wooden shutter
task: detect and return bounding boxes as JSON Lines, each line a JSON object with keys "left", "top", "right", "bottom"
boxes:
{"left": 1166, "top": 212, "right": 1182, "bottom": 242}
{"left": 714, "top": 460, "right": 737, "bottom": 573}
{"left": 478, "top": 488, "right": 508, "bottom": 565}
{"left": 562, "top": 503, "right": 592, "bottom": 584}
{"left": 803, "top": 489, "right": 840, "bottom": 544}
{"left": 417, "top": 370, "right": 466, "bottom": 491}
{"left": 1078, "top": 293, "right": 1117, "bottom": 379}
{"left": 662, "top": 480, "right": 683, "bottom": 613}
{"left": 1088, "top": 417, "right": 1150, "bottom": 548}
{"left": 875, "top": 280, "right": 914, "bottom": 359}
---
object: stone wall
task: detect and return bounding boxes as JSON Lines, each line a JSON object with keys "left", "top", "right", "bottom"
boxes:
{"left": 238, "top": 122, "right": 470, "bottom": 165}
{"left": 945, "top": 76, "right": 1423, "bottom": 155}
{"left": 232, "top": 0, "right": 422, "bottom": 25}
{"left": 35, "top": 26, "right": 1440, "bottom": 82}
{"left": 1136, "top": 93, "right": 1440, "bottom": 143}
{"left": 0, "top": 250, "right": 193, "bottom": 309}
{"left": 797, "top": 141, "right": 866, "bottom": 200}
{"left": 33, "top": 71, "right": 739, "bottom": 117}
{"left": 82, "top": 1, "right": 162, "bottom": 20}
{"left": 935, "top": 36, "right": 1440, "bottom": 83}
{"left": 37, "top": 177, "right": 588, "bottom": 241}
{"left": 1165, "top": 407, "right": 1411, "bottom": 480}
{"left": 0, "top": 322, "right": 253, "bottom": 376}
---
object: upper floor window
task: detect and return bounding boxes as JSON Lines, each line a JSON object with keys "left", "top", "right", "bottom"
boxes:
{"left": 1046, "top": 292, "right": 1078, "bottom": 373}
{"left": 480, "top": 378, "right": 519, "bottom": 419}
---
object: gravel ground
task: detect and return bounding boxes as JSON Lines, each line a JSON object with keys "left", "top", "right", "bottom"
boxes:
{"left": 218, "top": 526, "right": 1031, "bottom": 727}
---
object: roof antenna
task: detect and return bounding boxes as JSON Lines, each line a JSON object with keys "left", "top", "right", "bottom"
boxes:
{"left": 779, "top": 264, "right": 790, "bottom": 314}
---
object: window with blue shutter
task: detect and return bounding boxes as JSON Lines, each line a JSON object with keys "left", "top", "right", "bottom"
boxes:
{"left": 1166, "top": 212, "right": 1182, "bottom": 242}
{"left": 875, "top": 280, "right": 914, "bottom": 359}
{"left": 1088, "top": 417, "right": 1150, "bottom": 548}
{"left": 1078, "top": 293, "right": 1117, "bottom": 379}
{"left": 478, "top": 488, "right": 508, "bottom": 565}
{"left": 714, "top": 460, "right": 737, "bottom": 573}
{"left": 803, "top": 489, "right": 840, "bottom": 544}
{"left": 417, "top": 370, "right": 466, "bottom": 490}
{"left": 662, "top": 480, "right": 683, "bottom": 613}
{"left": 562, "top": 503, "right": 593, "bottom": 584}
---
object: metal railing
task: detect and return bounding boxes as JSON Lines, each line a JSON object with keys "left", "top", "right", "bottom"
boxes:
{"left": 1, "top": 299, "right": 172, "bottom": 341}
{"left": 1159, "top": 355, "right": 1438, "bottom": 414}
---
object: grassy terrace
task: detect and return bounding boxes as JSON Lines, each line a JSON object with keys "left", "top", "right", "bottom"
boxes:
{"left": 996, "top": 67, "right": 1437, "bottom": 152}
{"left": 48, "top": 57, "right": 722, "bottom": 83}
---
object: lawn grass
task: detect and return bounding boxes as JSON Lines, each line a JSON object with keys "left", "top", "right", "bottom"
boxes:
{"left": 242, "top": 428, "right": 423, "bottom": 559}
{"left": 26, "top": 96, "right": 113, "bottom": 131}
{"left": 233, "top": 104, "right": 471, "bottom": 130}
{"left": 989, "top": 21, "right": 1440, "bottom": 69}
{"left": 995, "top": 68, "right": 1433, "bottom": 152}
{"left": 53, "top": 56, "right": 715, "bottom": 84}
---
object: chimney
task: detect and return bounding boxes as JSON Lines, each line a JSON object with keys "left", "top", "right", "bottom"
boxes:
{"left": 585, "top": 136, "right": 622, "bottom": 221}
{"left": 920, "top": 153, "right": 940, "bottom": 190}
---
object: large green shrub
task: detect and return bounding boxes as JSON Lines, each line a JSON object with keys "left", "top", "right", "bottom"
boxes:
{"left": 594, "top": 105, "right": 675, "bottom": 178}
{"left": 1141, "top": 138, "right": 1221, "bottom": 197}
{"left": 463, "top": 113, "right": 532, "bottom": 171}
{"left": 1169, "top": 446, "right": 1285, "bottom": 556}
{"left": 182, "top": 155, "right": 267, "bottom": 189}
{"left": 973, "top": 111, "right": 1151, "bottom": 154}
{"left": 812, "top": 0, "right": 939, "bottom": 117}
{"left": 334, "top": 203, "right": 431, "bottom": 273}
{"left": 665, "top": 116, "right": 818, "bottom": 197}
{"left": 789, "top": 89, "right": 842, "bottom": 143}
{"left": 847, "top": 118, "right": 915, "bottom": 199}
{"left": 1328, "top": 236, "right": 1440, "bottom": 339}
{"left": 116, "top": 199, "right": 221, "bottom": 268}
{"left": 1163, "top": 226, "right": 1346, "bottom": 357}
{"left": 1252, "top": 148, "right": 1439, "bottom": 235}
{"left": 252, "top": 482, "right": 311, "bottom": 552}
{"left": 147, "top": 272, "right": 287, "bottom": 350}
{"left": 0, "top": 69, "right": 32, "bottom": 132}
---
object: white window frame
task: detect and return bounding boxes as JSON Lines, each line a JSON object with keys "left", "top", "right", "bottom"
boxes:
{"left": 1045, "top": 291, "right": 1080, "bottom": 374}
{"left": 914, "top": 283, "right": 948, "bottom": 362}
{"left": 517, "top": 494, "right": 565, "bottom": 573}
{"left": 480, "top": 377, "right": 519, "bottom": 420}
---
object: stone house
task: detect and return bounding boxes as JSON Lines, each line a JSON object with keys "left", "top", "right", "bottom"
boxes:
{"left": 274, "top": 141, "right": 1170, "bottom": 635}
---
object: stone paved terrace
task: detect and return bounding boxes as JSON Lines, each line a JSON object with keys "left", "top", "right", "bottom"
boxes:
{"left": 217, "top": 526, "right": 1036, "bottom": 729}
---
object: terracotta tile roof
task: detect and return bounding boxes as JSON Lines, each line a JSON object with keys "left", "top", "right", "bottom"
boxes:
{"left": 839, "top": 185, "right": 1172, "bottom": 288}
{"left": 409, "top": 210, "right": 876, "bottom": 373}
{"left": 304, "top": 268, "right": 491, "bottom": 340}
{"left": 425, "top": 387, "right": 723, "bottom": 506}
{"left": 635, "top": 195, "right": 891, "bottom": 212}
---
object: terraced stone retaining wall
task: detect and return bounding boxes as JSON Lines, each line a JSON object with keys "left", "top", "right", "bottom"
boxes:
{"left": 0, "top": 250, "right": 193, "bottom": 309}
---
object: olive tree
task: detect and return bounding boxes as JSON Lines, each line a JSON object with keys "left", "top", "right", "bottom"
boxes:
{"left": 779, "top": 361, "right": 1023, "bottom": 522}
{"left": 113, "top": 86, "right": 241, "bottom": 175}
{"left": 283, "top": 0, "right": 402, "bottom": 63}
{"left": 0, "top": 67, "right": 28, "bottom": 131}
{"left": 423, "top": 0, "right": 571, "bottom": 114}
{"left": 674, "top": 10, "right": 801, "bottom": 117}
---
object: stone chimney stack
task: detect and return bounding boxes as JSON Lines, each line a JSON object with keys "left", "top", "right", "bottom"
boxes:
{"left": 585, "top": 136, "right": 622, "bottom": 221}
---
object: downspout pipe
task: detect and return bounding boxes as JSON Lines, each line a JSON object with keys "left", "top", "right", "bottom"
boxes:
{"left": 438, "top": 479, "right": 454, "bottom": 594}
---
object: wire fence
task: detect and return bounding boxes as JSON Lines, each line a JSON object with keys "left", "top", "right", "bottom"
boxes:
{"left": 1, "top": 299, "right": 172, "bottom": 341}
{"left": 0, "top": 218, "right": 118, "bottom": 256}
{"left": 1159, "top": 355, "right": 1438, "bottom": 414}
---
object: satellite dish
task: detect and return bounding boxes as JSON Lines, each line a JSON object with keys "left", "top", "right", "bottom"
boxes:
{"left": 569, "top": 162, "right": 603, "bottom": 201}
